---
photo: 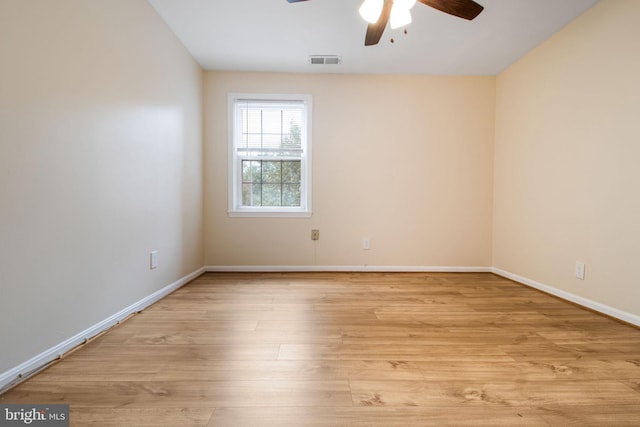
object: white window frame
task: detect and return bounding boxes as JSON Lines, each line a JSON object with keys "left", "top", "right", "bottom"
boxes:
{"left": 228, "top": 93, "right": 312, "bottom": 217}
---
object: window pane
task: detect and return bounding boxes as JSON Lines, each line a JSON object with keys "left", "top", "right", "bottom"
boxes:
{"left": 262, "top": 184, "right": 282, "bottom": 206}
{"left": 253, "top": 184, "right": 263, "bottom": 206}
{"left": 283, "top": 184, "right": 301, "bottom": 206}
{"left": 243, "top": 160, "right": 264, "bottom": 184}
{"left": 242, "top": 160, "right": 251, "bottom": 182}
{"left": 246, "top": 133, "right": 261, "bottom": 150}
{"left": 242, "top": 183, "right": 262, "bottom": 206}
{"left": 261, "top": 109, "right": 282, "bottom": 136}
{"left": 245, "top": 109, "right": 261, "bottom": 134}
{"left": 282, "top": 111, "right": 302, "bottom": 150}
{"left": 242, "top": 161, "right": 301, "bottom": 207}
{"left": 262, "top": 161, "right": 282, "bottom": 184}
{"left": 250, "top": 161, "right": 262, "bottom": 183}
{"left": 242, "top": 184, "right": 250, "bottom": 205}
{"left": 282, "top": 161, "right": 301, "bottom": 183}
{"left": 262, "top": 133, "right": 282, "bottom": 150}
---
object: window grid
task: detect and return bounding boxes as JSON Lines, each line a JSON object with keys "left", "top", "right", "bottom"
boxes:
{"left": 240, "top": 110, "right": 286, "bottom": 151}
{"left": 241, "top": 160, "right": 301, "bottom": 207}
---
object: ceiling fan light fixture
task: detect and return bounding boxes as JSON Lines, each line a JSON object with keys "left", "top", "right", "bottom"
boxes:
{"left": 359, "top": 0, "right": 384, "bottom": 24}
{"left": 390, "top": 4, "right": 412, "bottom": 29}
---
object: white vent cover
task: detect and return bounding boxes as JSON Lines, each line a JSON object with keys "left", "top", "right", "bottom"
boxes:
{"left": 309, "top": 55, "right": 342, "bottom": 65}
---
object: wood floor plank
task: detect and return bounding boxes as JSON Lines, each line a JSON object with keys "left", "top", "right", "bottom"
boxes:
{"left": 414, "top": 360, "right": 640, "bottom": 382}
{"left": 278, "top": 343, "right": 515, "bottom": 362}
{"left": 350, "top": 379, "right": 640, "bottom": 407}
{"left": 71, "top": 408, "right": 214, "bottom": 427}
{"left": 2, "top": 271, "right": 640, "bottom": 426}
{"left": 540, "top": 405, "right": 640, "bottom": 427}
{"left": 208, "top": 406, "right": 550, "bottom": 426}
{"left": 4, "top": 380, "right": 353, "bottom": 408}
{"left": 71, "top": 343, "right": 281, "bottom": 362}
{"left": 151, "top": 360, "right": 426, "bottom": 382}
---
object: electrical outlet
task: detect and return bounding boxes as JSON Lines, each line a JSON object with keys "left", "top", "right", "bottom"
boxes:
{"left": 363, "top": 238, "right": 371, "bottom": 250}
{"left": 311, "top": 229, "right": 320, "bottom": 241}
{"left": 150, "top": 251, "right": 159, "bottom": 269}
{"left": 575, "top": 261, "right": 585, "bottom": 280}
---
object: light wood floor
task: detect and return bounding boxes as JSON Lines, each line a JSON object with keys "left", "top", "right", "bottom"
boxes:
{"left": 2, "top": 272, "right": 640, "bottom": 426}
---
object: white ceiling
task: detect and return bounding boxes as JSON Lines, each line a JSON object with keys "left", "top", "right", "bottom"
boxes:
{"left": 147, "top": 0, "right": 598, "bottom": 75}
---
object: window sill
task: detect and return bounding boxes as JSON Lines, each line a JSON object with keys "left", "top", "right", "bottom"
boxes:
{"left": 228, "top": 210, "right": 312, "bottom": 218}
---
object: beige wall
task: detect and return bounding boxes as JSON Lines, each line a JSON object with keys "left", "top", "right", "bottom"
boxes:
{"left": 494, "top": 0, "right": 640, "bottom": 315}
{"left": 204, "top": 72, "right": 495, "bottom": 268}
{"left": 0, "top": 0, "right": 203, "bottom": 372}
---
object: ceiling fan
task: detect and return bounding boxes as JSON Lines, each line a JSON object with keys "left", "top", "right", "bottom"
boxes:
{"left": 286, "top": 0, "right": 484, "bottom": 46}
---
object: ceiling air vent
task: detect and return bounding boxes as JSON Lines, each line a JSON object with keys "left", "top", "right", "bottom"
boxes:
{"left": 309, "top": 55, "right": 342, "bottom": 65}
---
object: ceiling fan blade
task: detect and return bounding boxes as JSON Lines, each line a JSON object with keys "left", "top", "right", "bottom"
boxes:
{"left": 418, "top": 0, "right": 484, "bottom": 20}
{"left": 286, "top": 0, "right": 309, "bottom": 2}
{"left": 365, "top": 0, "right": 393, "bottom": 46}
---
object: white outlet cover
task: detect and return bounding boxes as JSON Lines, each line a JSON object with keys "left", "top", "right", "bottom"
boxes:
{"left": 150, "top": 251, "right": 159, "bottom": 269}
{"left": 575, "top": 261, "right": 585, "bottom": 280}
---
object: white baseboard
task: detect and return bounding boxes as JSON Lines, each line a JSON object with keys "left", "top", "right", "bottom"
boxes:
{"left": 492, "top": 267, "right": 640, "bottom": 327}
{"left": 206, "top": 265, "right": 493, "bottom": 273}
{"left": 0, "top": 267, "right": 206, "bottom": 393}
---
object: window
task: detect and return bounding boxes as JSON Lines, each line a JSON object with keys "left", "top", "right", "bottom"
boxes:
{"left": 228, "top": 94, "right": 312, "bottom": 217}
